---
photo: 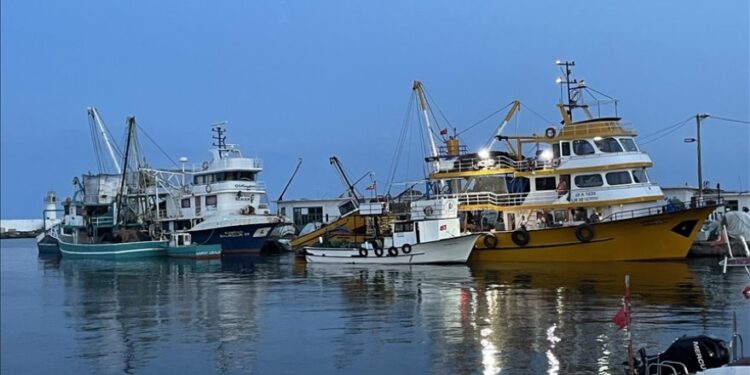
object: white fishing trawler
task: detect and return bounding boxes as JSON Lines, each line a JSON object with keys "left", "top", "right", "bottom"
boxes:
{"left": 143, "top": 123, "right": 281, "bottom": 254}
{"left": 304, "top": 198, "right": 481, "bottom": 264}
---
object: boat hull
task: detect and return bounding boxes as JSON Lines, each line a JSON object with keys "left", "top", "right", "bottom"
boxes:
{"left": 471, "top": 206, "right": 715, "bottom": 262}
{"left": 305, "top": 234, "right": 480, "bottom": 264}
{"left": 189, "top": 222, "right": 278, "bottom": 255}
{"left": 59, "top": 240, "right": 169, "bottom": 260}
{"left": 167, "top": 244, "right": 222, "bottom": 260}
{"left": 36, "top": 234, "right": 60, "bottom": 255}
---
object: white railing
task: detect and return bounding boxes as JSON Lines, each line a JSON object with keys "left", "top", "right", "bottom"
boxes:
{"left": 438, "top": 191, "right": 559, "bottom": 207}
{"left": 557, "top": 121, "right": 635, "bottom": 137}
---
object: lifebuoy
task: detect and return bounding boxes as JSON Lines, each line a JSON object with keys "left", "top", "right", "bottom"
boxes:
{"left": 483, "top": 234, "right": 498, "bottom": 249}
{"left": 359, "top": 248, "right": 368, "bottom": 257}
{"left": 182, "top": 185, "right": 191, "bottom": 194}
{"left": 511, "top": 229, "right": 530, "bottom": 247}
{"left": 423, "top": 206, "right": 434, "bottom": 216}
{"left": 545, "top": 127, "right": 556, "bottom": 139}
{"left": 205, "top": 185, "right": 212, "bottom": 193}
{"left": 575, "top": 223, "right": 594, "bottom": 242}
{"left": 388, "top": 247, "right": 398, "bottom": 256}
{"left": 552, "top": 159, "right": 561, "bottom": 168}
{"left": 402, "top": 244, "right": 412, "bottom": 254}
{"left": 202, "top": 161, "right": 209, "bottom": 170}
{"left": 374, "top": 247, "right": 384, "bottom": 257}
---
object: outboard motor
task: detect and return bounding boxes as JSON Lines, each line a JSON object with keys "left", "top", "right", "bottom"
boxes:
{"left": 628, "top": 335, "right": 730, "bottom": 375}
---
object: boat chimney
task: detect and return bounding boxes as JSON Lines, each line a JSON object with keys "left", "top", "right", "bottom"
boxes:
{"left": 445, "top": 137, "right": 460, "bottom": 157}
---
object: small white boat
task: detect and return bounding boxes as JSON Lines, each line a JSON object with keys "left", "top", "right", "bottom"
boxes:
{"left": 304, "top": 198, "right": 480, "bottom": 264}
{"left": 305, "top": 233, "right": 480, "bottom": 264}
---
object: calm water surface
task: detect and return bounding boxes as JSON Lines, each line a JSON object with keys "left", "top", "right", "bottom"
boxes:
{"left": 2, "top": 238, "right": 748, "bottom": 374}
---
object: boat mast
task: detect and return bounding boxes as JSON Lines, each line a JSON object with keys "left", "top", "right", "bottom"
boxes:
{"left": 116, "top": 117, "right": 136, "bottom": 226}
{"left": 87, "top": 107, "right": 122, "bottom": 174}
{"left": 412, "top": 81, "right": 441, "bottom": 170}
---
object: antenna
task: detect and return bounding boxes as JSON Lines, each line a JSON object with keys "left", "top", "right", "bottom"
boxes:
{"left": 211, "top": 121, "right": 228, "bottom": 150}
{"left": 555, "top": 60, "right": 578, "bottom": 121}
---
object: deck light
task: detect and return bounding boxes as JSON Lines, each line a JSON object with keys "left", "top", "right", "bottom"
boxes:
{"left": 556, "top": 77, "right": 563, "bottom": 84}
{"left": 593, "top": 136, "right": 603, "bottom": 141}
{"left": 478, "top": 149, "right": 490, "bottom": 160}
{"left": 539, "top": 149, "right": 554, "bottom": 161}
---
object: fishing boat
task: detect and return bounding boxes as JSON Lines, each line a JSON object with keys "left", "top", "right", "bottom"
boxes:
{"left": 143, "top": 123, "right": 281, "bottom": 255}
{"left": 404, "top": 61, "right": 715, "bottom": 262}
{"left": 58, "top": 113, "right": 168, "bottom": 259}
{"left": 304, "top": 198, "right": 481, "bottom": 264}
{"left": 166, "top": 232, "right": 221, "bottom": 259}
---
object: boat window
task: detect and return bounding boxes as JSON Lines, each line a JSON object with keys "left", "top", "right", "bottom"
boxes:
{"left": 561, "top": 142, "right": 571, "bottom": 156}
{"left": 224, "top": 171, "right": 238, "bottom": 181}
{"left": 194, "top": 175, "right": 205, "bottom": 185}
{"left": 632, "top": 169, "right": 649, "bottom": 183}
{"left": 574, "top": 174, "right": 603, "bottom": 188}
{"left": 238, "top": 171, "right": 255, "bottom": 181}
{"left": 573, "top": 140, "right": 595, "bottom": 155}
{"left": 214, "top": 173, "right": 225, "bottom": 182}
{"left": 206, "top": 195, "right": 218, "bottom": 208}
{"left": 338, "top": 201, "right": 356, "bottom": 216}
{"left": 204, "top": 174, "right": 214, "bottom": 184}
{"left": 293, "top": 206, "right": 323, "bottom": 226}
{"left": 552, "top": 143, "right": 560, "bottom": 159}
{"left": 394, "top": 222, "right": 414, "bottom": 233}
{"left": 594, "top": 137, "right": 623, "bottom": 153}
{"left": 619, "top": 138, "right": 638, "bottom": 152}
{"left": 606, "top": 171, "right": 632, "bottom": 185}
{"left": 534, "top": 177, "right": 556, "bottom": 191}
{"left": 181, "top": 198, "right": 191, "bottom": 208}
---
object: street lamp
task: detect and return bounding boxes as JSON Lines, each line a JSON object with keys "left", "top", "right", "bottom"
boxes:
{"left": 686, "top": 113, "right": 710, "bottom": 203}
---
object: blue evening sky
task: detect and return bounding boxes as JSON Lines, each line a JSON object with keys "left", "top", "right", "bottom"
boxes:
{"left": 2, "top": 0, "right": 748, "bottom": 218}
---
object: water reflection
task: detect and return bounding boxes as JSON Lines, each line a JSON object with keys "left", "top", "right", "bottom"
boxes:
{"left": 45, "top": 253, "right": 748, "bottom": 375}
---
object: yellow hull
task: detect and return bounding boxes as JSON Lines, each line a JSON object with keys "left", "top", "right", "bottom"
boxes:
{"left": 471, "top": 206, "right": 714, "bottom": 262}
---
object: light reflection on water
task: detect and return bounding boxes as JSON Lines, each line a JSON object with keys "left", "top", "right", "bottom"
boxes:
{"left": 1, "top": 238, "right": 748, "bottom": 374}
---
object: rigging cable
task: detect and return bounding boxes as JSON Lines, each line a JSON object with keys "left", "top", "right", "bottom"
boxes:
{"left": 639, "top": 116, "right": 694, "bottom": 145}
{"left": 136, "top": 123, "right": 180, "bottom": 168}
{"left": 386, "top": 91, "right": 416, "bottom": 195}
{"left": 456, "top": 102, "right": 513, "bottom": 137}
{"left": 519, "top": 103, "right": 556, "bottom": 126}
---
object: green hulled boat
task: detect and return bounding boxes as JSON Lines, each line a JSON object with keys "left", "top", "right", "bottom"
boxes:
{"left": 58, "top": 239, "right": 169, "bottom": 260}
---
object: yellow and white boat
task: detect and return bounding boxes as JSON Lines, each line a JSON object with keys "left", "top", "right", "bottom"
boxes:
{"left": 415, "top": 61, "right": 716, "bottom": 262}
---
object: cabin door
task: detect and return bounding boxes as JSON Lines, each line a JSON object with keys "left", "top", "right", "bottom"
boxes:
{"left": 195, "top": 197, "right": 201, "bottom": 216}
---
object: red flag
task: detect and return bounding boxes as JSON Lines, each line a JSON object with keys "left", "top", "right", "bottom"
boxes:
{"left": 439, "top": 128, "right": 448, "bottom": 135}
{"left": 365, "top": 183, "right": 376, "bottom": 191}
{"left": 612, "top": 307, "right": 629, "bottom": 330}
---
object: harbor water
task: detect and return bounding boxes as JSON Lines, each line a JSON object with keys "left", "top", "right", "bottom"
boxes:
{"left": 2, "top": 238, "right": 748, "bottom": 374}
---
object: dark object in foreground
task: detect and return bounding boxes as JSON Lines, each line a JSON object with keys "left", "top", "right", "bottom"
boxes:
{"left": 626, "top": 335, "right": 730, "bottom": 374}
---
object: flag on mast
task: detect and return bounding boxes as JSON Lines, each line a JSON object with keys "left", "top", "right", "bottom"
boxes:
{"left": 365, "top": 182, "right": 376, "bottom": 191}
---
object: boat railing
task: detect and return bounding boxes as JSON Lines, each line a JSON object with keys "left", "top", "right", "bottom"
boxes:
{"left": 557, "top": 121, "right": 636, "bottom": 137}
{"left": 194, "top": 158, "right": 263, "bottom": 172}
{"left": 439, "top": 191, "right": 559, "bottom": 207}
{"left": 90, "top": 216, "right": 114, "bottom": 227}
{"left": 604, "top": 197, "right": 719, "bottom": 222}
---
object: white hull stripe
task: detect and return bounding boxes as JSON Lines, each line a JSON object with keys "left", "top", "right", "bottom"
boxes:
{"left": 60, "top": 247, "right": 165, "bottom": 256}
